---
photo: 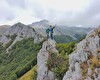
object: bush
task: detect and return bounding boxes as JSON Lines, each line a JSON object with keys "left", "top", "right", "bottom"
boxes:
{"left": 4, "top": 34, "right": 17, "bottom": 49}
{"left": 46, "top": 52, "right": 69, "bottom": 80}
{"left": 46, "top": 42, "right": 76, "bottom": 79}
{"left": 6, "top": 35, "right": 10, "bottom": 38}
{"left": 56, "top": 42, "right": 75, "bottom": 55}
{"left": 10, "top": 34, "right": 17, "bottom": 40}
{"left": 91, "top": 57, "right": 100, "bottom": 68}
{"left": 0, "top": 35, "right": 2, "bottom": 37}
{"left": 0, "top": 43, "right": 5, "bottom": 53}
{"left": 54, "top": 35, "right": 74, "bottom": 43}
{"left": 10, "top": 74, "right": 17, "bottom": 80}
{"left": 4, "top": 40, "right": 13, "bottom": 49}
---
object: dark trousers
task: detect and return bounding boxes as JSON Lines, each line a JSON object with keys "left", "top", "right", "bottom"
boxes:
{"left": 50, "top": 33, "right": 53, "bottom": 39}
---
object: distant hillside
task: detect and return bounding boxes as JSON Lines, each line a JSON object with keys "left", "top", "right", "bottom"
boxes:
{"left": 30, "top": 19, "right": 49, "bottom": 28}
{"left": 54, "top": 35, "right": 75, "bottom": 43}
{"left": 0, "top": 38, "right": 42, "bottom": 80}
{"left": 0, "top": 25, "right": 10, "bottom": 35}
{"left": 0, "top": 20, "right": 92, "bottom": 43}
{"left": 0, "top": 22, "right": 44, "bottom": 52}
{"left": 0, "top": 22, "right": 44, "bottom": 80}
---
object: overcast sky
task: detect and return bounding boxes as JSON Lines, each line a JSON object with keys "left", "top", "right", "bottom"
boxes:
{"left": 0, "top": 0, "right": 100, "bottom": 27}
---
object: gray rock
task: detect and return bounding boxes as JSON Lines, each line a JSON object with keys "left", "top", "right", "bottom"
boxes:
{"left": 63, "top": 62, "right": 82, "bottom": 80}
{"left": 97, "top": 74, "right": 100, "bottom": 80}
{"left": 34, "top": 33, "right": 44, "bottom": 44}
{"left": 0, "top": 22, "right": 44, "bottom": 52}
{"left": 5, "top": 23, "right": 36, "bottom": 38}
{"left": 37, "top": 39, "right": 58, "bottom": 80}
{"left": 87, "top": 68, "right": 92, "bottom": 76}
{"left": 63, "top": 26, "right": 100, "bottom": 80}
{"left": 85, "top": 76, "right": 92, "bottom": 80}
{"left": 0, "top": 36, "right": 11, "bottom": 45}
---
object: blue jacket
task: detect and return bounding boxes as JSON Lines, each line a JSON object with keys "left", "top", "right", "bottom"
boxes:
{"left": 50, "top": 28, "right": 53, "bottom": 33}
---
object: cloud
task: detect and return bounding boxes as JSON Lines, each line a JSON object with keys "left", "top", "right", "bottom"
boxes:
{"left": 0, "top": 0, "right": 100, "bottom": 27}
{"left": 0, "top": 0, "right": 15, "bottom": 24}
{"left": 6, "top": 0, "right": 26, "bottom": 9}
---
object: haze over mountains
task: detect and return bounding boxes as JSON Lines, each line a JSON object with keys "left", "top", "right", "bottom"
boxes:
{"left": 0, "top": 20, "right": 92, "bottom": 42}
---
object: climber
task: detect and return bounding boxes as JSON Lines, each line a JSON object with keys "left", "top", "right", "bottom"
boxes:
{"left": 49, "top": 25, "right": 55, "bottom": 40}
{"left": 46, "top": 28, "right": 50, "bottom": 39}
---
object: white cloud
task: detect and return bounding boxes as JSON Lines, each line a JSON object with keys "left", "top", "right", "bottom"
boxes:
{"left": 0, "top": 0, "right": 15, "bottom": 22}
{"left": 5, "top": 8, "right": 40, "bottom": 25}
{"left": 0, "top": 0, "right": 100, "bottom": 27}
{"left": 33, "top": 0, "right": 90, "bottom": 12}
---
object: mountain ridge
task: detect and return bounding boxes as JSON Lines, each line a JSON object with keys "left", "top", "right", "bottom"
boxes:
{"left": 0, "top": 22, "right": 44, "bottom": 53}
{"left": 0, "top": 20, "right": 93, "bottom": 41}
{"left": 29, "top": 20, "right": 92, "bottom": 40}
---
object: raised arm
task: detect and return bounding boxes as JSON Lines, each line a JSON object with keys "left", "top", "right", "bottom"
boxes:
{"left": 53, "top": 25, "right": 56, "bottom": 29}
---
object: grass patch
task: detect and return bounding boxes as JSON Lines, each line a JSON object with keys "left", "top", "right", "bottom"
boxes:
{"left": 19, "top": 65, "right": 37, "bottom": 80}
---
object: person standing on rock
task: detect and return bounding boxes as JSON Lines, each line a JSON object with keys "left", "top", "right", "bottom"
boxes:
{"left": 49, "top": 25, "right": 55, "bottom": 40}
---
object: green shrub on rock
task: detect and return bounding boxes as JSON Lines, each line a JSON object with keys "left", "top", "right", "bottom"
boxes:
{"left": 46, "top": 52, "right": 69, "bottom": 80}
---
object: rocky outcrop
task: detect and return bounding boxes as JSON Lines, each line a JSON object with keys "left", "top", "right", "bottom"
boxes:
{"left": 63, "top": 27, "right": 100, "bottom": 80}
{"left": 37, "top": 39, "right": 58, "bottom": 80}
{"left": 0, "top": 22, "right": 44, "bottom": 52}
{"left": 5, "top": 22, "right": 36, "bottom": 38}
{"left": 30, "top": 20, "right": 49, "bottom": 29}
{"left": 0, "top": 36, "right": 11, "bottom": 45}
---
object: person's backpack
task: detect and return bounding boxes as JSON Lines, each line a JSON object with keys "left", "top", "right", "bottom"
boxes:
{"left": 46, "top": 28, "right": 50, "bottom": 33}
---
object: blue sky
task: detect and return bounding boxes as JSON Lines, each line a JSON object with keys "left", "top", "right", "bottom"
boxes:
{"left": 0, "top": 0, "right": 100, "bottom": 27}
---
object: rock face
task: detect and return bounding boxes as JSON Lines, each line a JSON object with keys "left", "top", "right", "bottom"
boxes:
{"left": 0, "top": 36, "right": 11, "bottom": 45}
{"left": 30, "top": 20, "right": 49, "bottom": 29}
{"left": 63, "top": 27, "right": 100, "bottom": 80}
{"left": 37, "top": 39, "right": 58, "bottom": 80}
{"left": 0, "top": 22, "right": 43, "bottom": 52}
{"left": 5, "top": 22, "right": 36, "bottom": 38}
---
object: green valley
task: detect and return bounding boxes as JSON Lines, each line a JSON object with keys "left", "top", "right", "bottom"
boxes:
{"left": 0, "top": 38, "right": 41, "bottom": 80}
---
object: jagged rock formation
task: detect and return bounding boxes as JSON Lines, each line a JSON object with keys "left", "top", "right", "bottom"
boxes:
{"left": 30, "top": 20, "right": 49, "bottom": 29}
{"left": 0, "top": 22, "right": 43, "bottom": 52}
{"left": 0, "top": 36, "right": 11, "bottom": 45}
{"left": 37, "top": 39, "right": 58, "bottom": 80}
{"left": 5, "top": 23, "right": 35, "bottom": 38}
{"left": 63, "top": 27, "right": 100, "bottom": 80}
